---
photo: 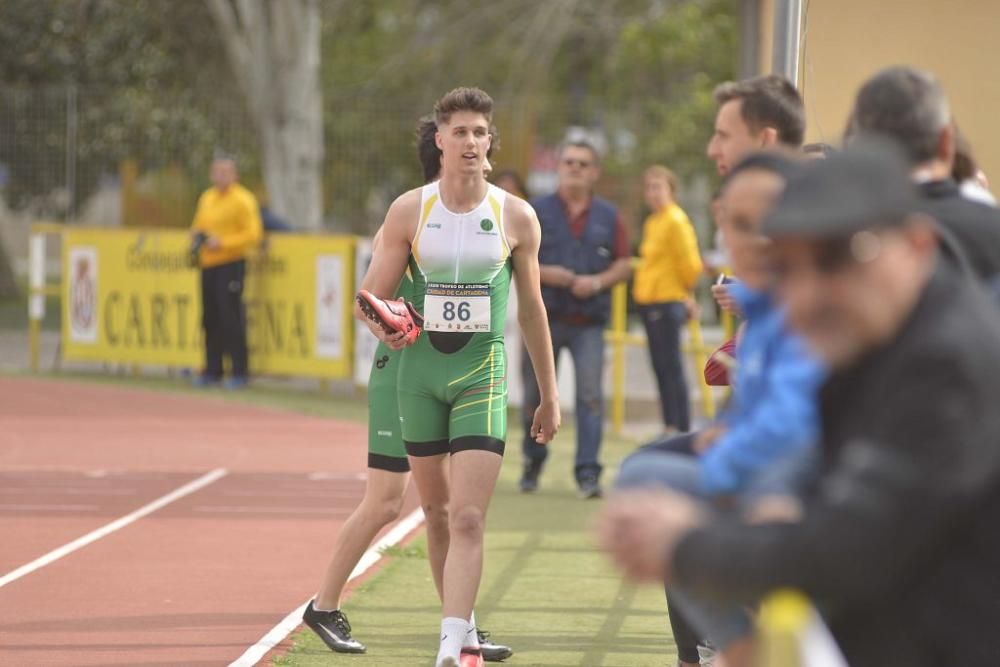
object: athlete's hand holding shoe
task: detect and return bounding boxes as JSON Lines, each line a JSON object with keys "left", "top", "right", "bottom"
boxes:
{"left": 356, "top": 290, "right": 424, "bottom": 350}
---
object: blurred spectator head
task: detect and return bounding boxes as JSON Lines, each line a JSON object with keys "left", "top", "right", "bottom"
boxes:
{"left": 717, "top": 152, "right": 799, "bottom": 290}
{"left": 493, "top": 169, "right": 529, "bottom": 199}
{"left": 210, "top": 151, "right": 238, "bottom": 191}
{"left": 707, "top": 75, "right": 805, "bottom": 176}
{"left": 849, "top": 67, "right": 953, "bottom": 169}
{"left": 416, "top": 115, "right": 441, "bottom": 183}
{"left": 643, "top": 165, "right": 678, "bottom": 212}
{"left": 557, "top": 139, "right": 601, "bottom": 195}
{"left": 952, "top": 126, "right": 977, "bottom": 183}
{"left": 765, "top": 141, "right": 937, "bottom": 368}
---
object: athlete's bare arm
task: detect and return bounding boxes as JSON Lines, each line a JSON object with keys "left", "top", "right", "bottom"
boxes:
{"left": 357, "top": 188, "right": 421, "bottom": 349}
{"left": 506, "top": 195, "right": 561, "bottom": 444}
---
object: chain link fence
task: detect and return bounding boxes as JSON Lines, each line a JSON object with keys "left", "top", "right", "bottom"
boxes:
{"left": 0, "top": 84, "right": 718, "bottom": 274}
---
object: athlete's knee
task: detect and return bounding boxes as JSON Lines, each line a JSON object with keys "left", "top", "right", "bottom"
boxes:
{"left": 422, "top": 502, "right": 450, "bottom": 531}
{"left": 374, "top": 498, "right": 405, "bottom": 526}
{"left": 449, "top": 504, "right": 486, "bottom": 540}
{"left": 360, "top": 495, "right": 404, "bottom": 527}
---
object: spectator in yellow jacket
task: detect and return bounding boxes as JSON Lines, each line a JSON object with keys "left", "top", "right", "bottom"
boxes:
{"left": 633, "top": 165, "right": 704, "bottom": 433}
{"left": 190, "top": 154, "right": 262, "bottom": 389}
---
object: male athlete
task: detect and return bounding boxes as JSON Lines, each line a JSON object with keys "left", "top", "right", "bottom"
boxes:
{"left": 359, "top": 88, "right": 561, "bottom": 667}
{"left": 302, "top": 116, "right": 512, "bottom": 662}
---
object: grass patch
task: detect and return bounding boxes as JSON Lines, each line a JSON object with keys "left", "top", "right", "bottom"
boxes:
{"left": 378, "top": 543, "right": 428, "bottom": 559}
{"left": 0, "top": 293, "right": 61, "bottom": 330}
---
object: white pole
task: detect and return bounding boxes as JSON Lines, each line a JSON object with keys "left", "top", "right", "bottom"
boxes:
{"left": 28, "top": 234, "right": 45, "bottom": 321}
{"left": 772, "top": 0, "right": 804, "bottom": 84}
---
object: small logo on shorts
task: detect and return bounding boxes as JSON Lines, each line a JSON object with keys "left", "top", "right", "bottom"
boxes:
{"left": 480, "top": 218, "right": 494, "bottom": 232}
{"left": 428, "top": 223, "right": 442, "bottom": 229}
{"left": 375, "top": 355, "right": 389, "bottom": 369}
{"left": 377, "top": 430, "right": 393, "bottom": 437}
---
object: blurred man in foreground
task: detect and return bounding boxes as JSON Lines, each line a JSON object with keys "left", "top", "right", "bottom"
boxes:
{"left": 599, "top": 142, "right": 1000, "bottom": 666}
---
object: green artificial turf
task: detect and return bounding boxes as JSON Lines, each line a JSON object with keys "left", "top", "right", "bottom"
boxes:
{"left": 277, "top": 429, "right": 680, "bottom": 667}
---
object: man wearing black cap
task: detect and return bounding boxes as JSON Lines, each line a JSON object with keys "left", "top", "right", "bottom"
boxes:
{"left": 848, "top": 65, "right": 1000, "bottom": 282}
{"left": 598, "top": 141, "right": 1000, "bottom": 666}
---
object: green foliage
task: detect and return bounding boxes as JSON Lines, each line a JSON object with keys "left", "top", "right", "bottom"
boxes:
{"left": 0, "top": 0, "right": 254, "bottom": 218}
{"left": 0, "top": 0, "right": 737, "bottom": 232}
{"left": 605, "top": 0, "right": 738, "bottom": 180}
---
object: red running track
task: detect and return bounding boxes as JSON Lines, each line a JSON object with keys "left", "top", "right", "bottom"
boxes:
{"left": 0, "top": 377, "right": 419, "bottom": 666}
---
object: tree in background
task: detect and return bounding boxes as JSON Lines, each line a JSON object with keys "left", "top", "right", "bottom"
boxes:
{"left": 0, "top": 0, "right": 738, "bottom": 239}
{"left": 205, "top": 0, "right": 324, "bottom": 231}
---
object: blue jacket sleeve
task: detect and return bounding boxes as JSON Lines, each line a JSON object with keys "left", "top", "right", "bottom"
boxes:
{"left": 699, "top": 334, "right": 824, "bottom": 495}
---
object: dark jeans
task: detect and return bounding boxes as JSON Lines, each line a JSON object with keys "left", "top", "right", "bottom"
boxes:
{"left": 639, "top": 302, "right": 690, "bottom": 431}
{"left": 200, "top": 259, "right": 249, "bottom": 379}
{"left": 522, "top": 320, "right": 605, "bottom": 483}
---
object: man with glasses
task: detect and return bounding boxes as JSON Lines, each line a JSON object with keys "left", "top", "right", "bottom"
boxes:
{"left": 520, "top": 140, "right": 632, "bottom": 498}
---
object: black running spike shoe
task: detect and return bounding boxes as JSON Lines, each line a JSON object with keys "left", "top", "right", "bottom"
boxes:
{"left": 302, "top": 600, "right": 366, "bottom": 654}
{"left": 478, "top": 628, "right": 513, "bottom": 662}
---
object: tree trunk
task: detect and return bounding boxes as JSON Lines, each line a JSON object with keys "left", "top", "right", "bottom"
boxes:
{"left": 205, "top": 0, "right": 324, "bottom": 230}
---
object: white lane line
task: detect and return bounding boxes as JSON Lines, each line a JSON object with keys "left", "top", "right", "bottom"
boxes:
{"left": 228, "top": 506, "right": 425, "bottom": 667}
{"left": 0, "top": 504, "right": 100, "bottom": 511}
{"left": 193, "top": 506, "right": 353, "bottom": 515}
{"left": 0, "top": 468, "right": 228, "bottom": 590}
{"left": 221, "top": 489, "right": 362, "bottom": 498}
{"left": 0, "top": 488, "right": 138, "bottom": 496}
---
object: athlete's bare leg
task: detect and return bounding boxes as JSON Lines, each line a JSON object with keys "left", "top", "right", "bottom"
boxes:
{"left": 408, "top": 453, "right": 451, "bottom": 600}
{"left": 315, "top": 469, "right": 409, "bottom": 610}
{"left": 440, "top": 449, "right": 503, "bottom": 620}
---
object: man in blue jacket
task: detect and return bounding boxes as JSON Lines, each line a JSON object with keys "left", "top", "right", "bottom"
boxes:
{"left": 616, "top": 152, "right": 825, "bottom": 667}
{"left": 521, "top": 139, "right": 632, "bottom": 498}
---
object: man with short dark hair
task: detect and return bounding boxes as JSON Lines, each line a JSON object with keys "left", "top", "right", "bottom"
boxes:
{"left": 849, "top": 65, "right": 1000, "bottom": 282}
{"left": 707, "top": 74, "right": 805, "bottom": 176}
{"left": 520, "top": 139, "right": 632, "bottom": 498}
{"left": 599, "top": 141, "right": 1000, "bottom": 666}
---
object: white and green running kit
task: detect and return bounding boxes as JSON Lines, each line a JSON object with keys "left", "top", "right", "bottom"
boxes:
{"left": 399, "top": 181, "right": 513, "bottom": 456}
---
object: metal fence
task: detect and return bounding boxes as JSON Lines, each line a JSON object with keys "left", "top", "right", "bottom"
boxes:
{"left": 0, "top": 83, "right": 719, "bottom": 252}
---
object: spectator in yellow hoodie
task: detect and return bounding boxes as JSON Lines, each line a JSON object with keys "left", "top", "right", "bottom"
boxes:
{"left": 190, "top": 154, "right": 262, "bottom": 389}
{"left": 633, "top": 165, "right": 704, "bottom": 433}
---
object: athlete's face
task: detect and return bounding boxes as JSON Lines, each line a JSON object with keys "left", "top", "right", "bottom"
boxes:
{"left": 436, "top": 111, "right": 492, "bottom": 177}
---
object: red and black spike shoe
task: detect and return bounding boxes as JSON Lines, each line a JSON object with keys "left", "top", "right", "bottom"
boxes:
{"left": 356, "top": 289, "right": 423, "bottom": 345}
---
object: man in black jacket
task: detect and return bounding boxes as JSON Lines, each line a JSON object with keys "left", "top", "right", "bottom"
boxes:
{"left": 599, "top": 142, "right": 1000, "bottom": 667}
{"left": 848, "top": 65, "right": 1000, "bottom": 282}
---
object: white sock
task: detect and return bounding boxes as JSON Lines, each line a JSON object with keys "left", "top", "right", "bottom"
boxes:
{"left": 437, "top": 617, "right": 469, "bottom": 664}
{"left": 463, "top": 612, "right": 480, "bottom": 649}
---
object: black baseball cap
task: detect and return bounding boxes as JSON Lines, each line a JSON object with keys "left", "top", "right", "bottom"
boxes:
{"left": 763, "top": 138, "right": 920, "bottom": 239}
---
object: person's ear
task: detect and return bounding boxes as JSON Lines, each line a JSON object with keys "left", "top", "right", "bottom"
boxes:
{"left": 435, "top": 130, "right": 444, "bottom": 152}
{"left": 759, "top": 126, "right": 780, "bottom": 148}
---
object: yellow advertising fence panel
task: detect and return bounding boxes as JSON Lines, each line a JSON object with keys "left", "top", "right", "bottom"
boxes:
{"left": 61, "top": 227, "right": 355, "bottom": 378}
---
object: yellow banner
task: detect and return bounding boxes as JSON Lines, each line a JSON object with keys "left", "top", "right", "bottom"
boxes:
{"left": 62, "top": 227, "right": 355, "bottom": 378}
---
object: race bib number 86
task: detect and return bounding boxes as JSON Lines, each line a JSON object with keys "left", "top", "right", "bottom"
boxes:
{"left": 424, "top": 282, "right": 491, "bottom": 332}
